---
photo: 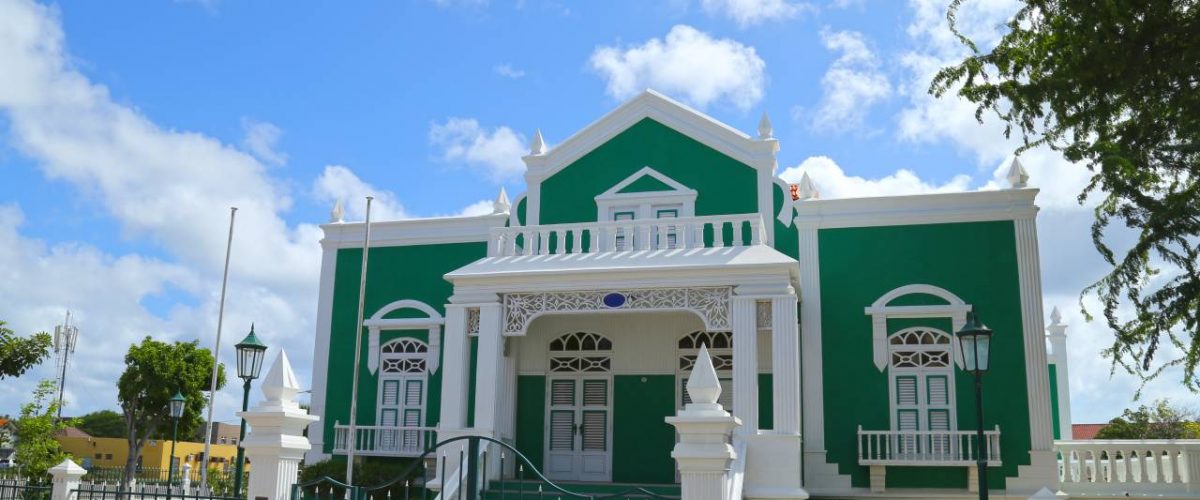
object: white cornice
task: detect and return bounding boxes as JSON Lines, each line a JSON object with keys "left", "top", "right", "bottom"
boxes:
{"left": 793, "top": 188, "right": 1039, "bottom": 229}
{"left": 523, "top": 90, "right": 779, "bottom": 183}
{"left": 320, "top": 213, "right": 507, "bottom": 248}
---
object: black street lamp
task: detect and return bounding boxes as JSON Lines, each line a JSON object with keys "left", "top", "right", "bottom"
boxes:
{"left": 956, "top": 311, "right": 994, "bottom": 500}
{"left": 233, "top": 325, "right": 268, "bottom": 497}
{"left": 167, "top": 391, "right": 186, "bottom": 493}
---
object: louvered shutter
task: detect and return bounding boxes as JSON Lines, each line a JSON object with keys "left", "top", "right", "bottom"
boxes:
{"left": 897, "top": 409, "right": 919, "bottom": 431}
{"left": 382, "top": 380, "right": 399, "bottom": 406}
{"left": 926, "top": 376, "right": 948, "bottom": 406}
{"left": 402, "top": 409, "right": 421, "bottom": 450}
{"left": 895, "top": 376, "right": 918, "bottom": 406}
{"left": 551, "top": 380, "right": 575, "bottom": 406}
{"left": 718, "top": 378, "right": 733, "bottom": 409}
{"left": 549, "top": 411, "right": 575, "bottom": 451}
{"left": 581, "top": 410, "right": 607, "bottom": 451}
{"left": 405, "top": 380, "right": 423, "bottom": 406}
{"left": 380, "top": 409, "right": 398, "bottom": 450}
{"left": 582, "top": 380, "right": 607, "bottom": 406}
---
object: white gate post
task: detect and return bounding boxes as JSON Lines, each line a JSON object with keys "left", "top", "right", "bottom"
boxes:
{"left": 666, "top": 345, "right": 741, "bottom": 500}
{"left": 48, "top": 459, "right": 87, "bottom": 500}
{"left": 240, "top": 350, "right": 320, "bottom": 500}
{"left": 182, "top": 463, "right": 192, "bottom": 494}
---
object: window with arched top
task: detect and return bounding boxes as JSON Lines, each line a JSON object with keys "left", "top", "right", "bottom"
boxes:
{"left": 549, "top": 332, "right": 612, "bottom": 373}
{"left": 888, "top": 327, "right": 956, "bottom": 451}
{"left": 377, "top": 338, "right": 429, "bottom": 452}
{"left": 676, "top": 331, "right": 733, "bottom": 409}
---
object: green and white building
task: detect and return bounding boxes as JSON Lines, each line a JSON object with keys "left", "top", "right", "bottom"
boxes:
{"left": 304, "top": 90, "right": 1072, "bottom": 498}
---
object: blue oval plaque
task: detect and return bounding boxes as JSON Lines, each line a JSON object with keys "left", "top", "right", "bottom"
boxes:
{"left": 602, "top": 292, "right": 627, "bottom": 308}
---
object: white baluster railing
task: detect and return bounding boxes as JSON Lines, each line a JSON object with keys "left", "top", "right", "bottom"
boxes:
{"left": 1056, "top": 440, "right": 1200, "bottom": 497}
{"left": 331, "top": 422, "right": 437, "bottom": 457}
{"left": 487, "top": 214, "right": 768, "bottom": 257}
{"left": 857, "top": 426, "right": 1003, "bottom": 466}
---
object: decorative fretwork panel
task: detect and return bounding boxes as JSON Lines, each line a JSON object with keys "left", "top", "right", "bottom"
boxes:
{"left": 678, "top": 354, "right": 734, "bottom": 371}
{"left": 503, "top": 287, "right": 732, "bottom": 335}
{"left": 381, "top": 338, "right": 428, "bottom": 354}
{"left": 678, "top": 330, "right": 733, "bottom": 350}
{"left": 549, "top": 356, "right": 612, "bottom": 373}
{"left": 550, "top": 332, "right": 613, "bottom": 352}
{"left": 381, "top": 357, "right": 426, "bottom": 374}
{"left": 756, "top": 301, "right": 772, "bottom": 329}
{"left": 466, "top": 308, "right": 480, "bottom": 335}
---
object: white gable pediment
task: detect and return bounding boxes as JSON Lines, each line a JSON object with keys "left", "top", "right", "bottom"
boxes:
{"left": 595, "top": 166, "right": 697, "bottom": 201}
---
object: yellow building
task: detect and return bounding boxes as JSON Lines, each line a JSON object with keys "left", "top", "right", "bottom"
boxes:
{"left": 57, "top": 435, "right": 244, "bottom": 471}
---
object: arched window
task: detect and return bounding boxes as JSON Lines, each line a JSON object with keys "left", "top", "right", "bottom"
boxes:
{"left": 549, "top": 332, "right": 612, "bottom": 373}
{"left": 377, "top": 338, "right": 429, "bottom": 452}
{"left": 888, "top": 327, "right": 956, "bottom": 448}
{"left": 677, "top": 331, "right": 733, "bottom": 409}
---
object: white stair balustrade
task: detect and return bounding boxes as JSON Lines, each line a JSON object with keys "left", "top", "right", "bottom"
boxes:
{"left": 857, "top": 426, "right": 1003, "bottom": 467}
{"left": 488, "top": 214, "right": 768, "bottom": 257}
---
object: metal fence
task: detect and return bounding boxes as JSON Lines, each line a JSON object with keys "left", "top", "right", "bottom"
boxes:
{"left": 79, "top": 467, "right": 244, "bottom": 497}
{"left": 0, "top": 478, "right": 51, "bottom": 500}
{"left": 73, "top": 483, "right": 242, "bottom": 500}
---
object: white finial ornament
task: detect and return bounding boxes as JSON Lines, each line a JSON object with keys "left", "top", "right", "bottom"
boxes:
{"left": 530, "top": 129, "right": 547, "bottom": 155}
{"left": 1050, "top": 306, "right": 1062, "bottom": 326}
{"left": 686, "top": 344, "right": 723, "bottom": 407}
{"left": 261, "top": 350, "right": 301, "bottom": 408}
{"left": 758, "top": 112, "right": 774, "bottom": 139}
{"left": 797, "top": 172, "right": 820, "bottom": 200}
{"left": 493, "top": 187, "right": 511, "bottom": 214}
{"left": 330, "top": 200, "right": 344, "bottom": 223}
{"left": 1007, "top": 157, "right": 1029, "bottom": 188}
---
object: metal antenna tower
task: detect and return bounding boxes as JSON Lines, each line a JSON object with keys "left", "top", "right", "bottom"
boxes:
{"left": 53, "top": 311, "right": 80, "bottom": 419}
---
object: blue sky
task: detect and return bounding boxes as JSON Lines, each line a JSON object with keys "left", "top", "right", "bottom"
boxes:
{"left": 0, "top": 0, "right": 1189, "bottom": 428}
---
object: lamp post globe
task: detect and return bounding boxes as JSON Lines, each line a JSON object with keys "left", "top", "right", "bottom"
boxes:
{"left": 956, "top": 311, "right": 994, "bottom": 500}
{"left": 232, "top": 325, "right": 268, "bottom": 497}
{"left": 167, "top": 391, "right": 186, "bottom": 494}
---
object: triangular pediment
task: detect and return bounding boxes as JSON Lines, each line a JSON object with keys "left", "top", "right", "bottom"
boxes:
{"left": 596, "top": 166, "right": 696, "bottom": 202}
{"left": 523, "top": 90, "right": 778, "bottom": 181}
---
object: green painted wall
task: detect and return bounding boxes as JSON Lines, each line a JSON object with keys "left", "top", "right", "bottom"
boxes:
{"left": 538, "top": 118, "right": 758, "bottom": 224}
{"left": 759, "top": 373, "right": 774, "bottom": 430}
{"left": 515, "top": 375, "right": 546, "bottom": 470}
{"left": 818, "top": 221, "right": 1032, "bottom": 490}
{"left": 1049, "top": 364, "right": 1061, "bottom": 440}
{"left": 612, "top": 375, "right": 677, "bottom": 484}
{"left": 323, "top": 242, "right": 487, "bottom": 454}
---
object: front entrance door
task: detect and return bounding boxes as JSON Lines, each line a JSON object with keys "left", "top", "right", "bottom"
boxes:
{"left": 544, "top": 375, "right": 611, "bottom": 482}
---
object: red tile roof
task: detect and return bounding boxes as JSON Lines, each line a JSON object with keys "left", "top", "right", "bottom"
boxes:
{"left": 1072, "top": 423, "right": 1107, "bottom": 440}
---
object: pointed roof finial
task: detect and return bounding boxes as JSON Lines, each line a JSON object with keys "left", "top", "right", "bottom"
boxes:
{"left": 796, "top": 172, "right": 820, "bottom": 201}
{"left": 261, "top": 350, "right": 301, "bottom": 406}
{"left": 1050, "top": 306, "right": 1062, "bottom": 326}
{"left": 758, "top": 112, "right": 774, "bottom": 140}
{"left": 530, "top": 129, "right": 547, "bottom": 155}
{"left": 330, "top": 199, "right": 344, "bottom": 223}
{"left": 686, "top": 344, "right": 723, "bottom": 407}
{"left": 493, "top": 187, "right": 511, "bottom": 214}
{"left": 1007, "top": 157, "right": 1029, "bottom": 188}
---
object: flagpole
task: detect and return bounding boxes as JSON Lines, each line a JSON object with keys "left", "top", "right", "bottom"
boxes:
{"left": 201, "top": 207, "right": 237, "bottom": 487}
{"left": 346, "top": 197, "right": 374, "bottom": 485}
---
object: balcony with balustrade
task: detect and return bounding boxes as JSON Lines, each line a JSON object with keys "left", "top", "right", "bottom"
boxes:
{"left": 330, "top": 422, "right": 437, "bottom": 457}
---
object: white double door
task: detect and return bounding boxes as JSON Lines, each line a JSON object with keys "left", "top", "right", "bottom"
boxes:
{"left": 544, "top": 375, "right": 612, "bottom": 482}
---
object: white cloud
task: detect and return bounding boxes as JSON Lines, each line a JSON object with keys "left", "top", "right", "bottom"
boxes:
{"left": 589, "top": 25, "right": 766, "bottom": 111}
{"left": 493, "top": 64, "right": 525, "bottom": 79}
{"left": 780, "top": 155, "right": 971, "bottom": 199}
{"left": 0, "top": 0, "right": 322, "bottom": 420}
{"left": 429, "top": 118, "right": 527, "bottom": 182}
{"left": 241, "top": 118, "right": 287, "bottom": 166}
{"left": 812, "top": 29, "right": 892, "bottom": 133}
{"left": 451, "top": 200, "right": 496, "bottom": 217}
{"left": 312, "top": 165, "right": 409, "bottom": 222}
{"left": 699, "top": 0, "right": 815, "bottom": 27}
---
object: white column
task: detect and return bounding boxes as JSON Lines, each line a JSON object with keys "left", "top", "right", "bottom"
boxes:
{"left": 772, "top": 293, "right": 800, "bottom": 435}
{"left": 305, "top": 244, "right": 338, "bottom": 462}
{"left": 1047, "top": 308, "right": 1072, "bottom": 440}
{"left": 666, "top": 345, "right": 741, "bottom": 500}
{"left": 1015, "top": 217, "right": 1054, "bottom": 451}
{"left": 241, "top": 351, "right": 320, "bottom": 500}
{"left": 731, "top": 296, "right": 759, "bottom": 435}
{"left": 797, "top": 223, "right": 825, "bottom": 451}
{"left": 49, "top": 459, "right": 86, "bottom": 500}
{"left": 472, "top": 303, "right": 504, "bottom": 435}
{"left": 439, "top": 305, "right": 471, "bottom": 432}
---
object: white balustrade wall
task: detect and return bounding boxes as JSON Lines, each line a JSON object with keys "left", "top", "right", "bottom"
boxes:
{"left": 1057, "top": 440, "right": 1200, "bottom": 497}
{"left": 331, "top": 423, "right": 436, "bottom": 457}
{"left": 857, "top": 426, "right": 1002, "bottom": 467}
{"left": 488, "top": 214, "right": 767, "bottom": 257}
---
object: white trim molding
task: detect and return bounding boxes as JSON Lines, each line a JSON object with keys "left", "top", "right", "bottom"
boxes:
{"left": 364, "top": 299, "right": 444, "bottom": 375}
{"left": 865, "top": 284, "right": 971, "bottom": 371}
{"left": 321, "top": 213, "right": 507, "bottom": 249}
{"left": 502, "top": 287, "right": 732, "bottom": 335}
{"left": 794, "top": 189, "right": 1039, "bottom": 229}
{"left": 305, "top": 244, "right": 339, "bottom": 463}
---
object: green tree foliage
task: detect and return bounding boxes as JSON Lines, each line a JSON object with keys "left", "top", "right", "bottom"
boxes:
{"left": 117, "top": 337, "right": 226, "bottom": 487}
{"left": 1095, "top": 399, "right": 1200, "bottom": 440}
{"left": 75, "top": 410, "right": 127, "bottom": 439}
{"left": 0, "top": 321, "right": 51, "bottom": 379}
{"left": 931, "top": 1, "right": 1200, "bottom": 388}
{"left": 14, "top": 380, "right": 73, "bottom": 477}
